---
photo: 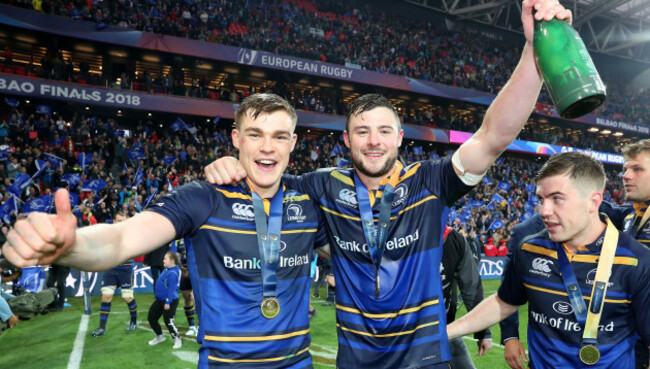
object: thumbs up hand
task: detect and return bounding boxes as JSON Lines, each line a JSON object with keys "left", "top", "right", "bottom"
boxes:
{"left": 1, "top": 189, "right": 78, "bottom": 267}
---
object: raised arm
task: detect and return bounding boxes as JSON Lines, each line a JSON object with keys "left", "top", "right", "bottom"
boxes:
{"left": 2, "top": 189, "right": 176, "bottom": 271}
{"left": 455, "top": 0, "right": 572, "bottom": 176}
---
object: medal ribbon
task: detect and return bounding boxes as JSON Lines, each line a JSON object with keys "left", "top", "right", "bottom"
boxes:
{"left": 555, "top": 219, "right": 619, "bottom": 348}
{"left": 632, "top": 202, "right": 650, "bottom": 235}
{"left": 251, "top": 186, "right": 283, "bottom": 300}
{"left": 354, "top": 166, "right": 401, "bottom": 298}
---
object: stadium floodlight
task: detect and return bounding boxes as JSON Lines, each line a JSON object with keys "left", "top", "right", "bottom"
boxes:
{"left": 588, "top": 127, "right": 599, "bottom": 132}
{"left": 601, "top": 130, "right": 611, "bottom": 134}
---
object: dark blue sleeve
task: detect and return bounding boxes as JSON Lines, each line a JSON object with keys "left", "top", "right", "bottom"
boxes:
{"left": 419, "top": 156, "right": 475, "bottom": 207}
{"left": 497, "top": 242, "right": 528, "bottom": 307}
{"left": 314, "top": 208, "right": 328, "bottom": 249}
{"left": 145, "top": 181, "right": 219, "bottom": 238}
{"left": 599, "top": 201, "right": 632, "bottom": 229}
{"left": 165, "top": 269, "right": 179, "bottom": 304}
{"left": 283, "top": 171, "right": 327, "bottom": 204}
{"left": 629, "top": 240, "right": 650, "bottom": 346}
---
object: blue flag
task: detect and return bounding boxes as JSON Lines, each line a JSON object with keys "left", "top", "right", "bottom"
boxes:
{"left": 44, "top": 152, "right": 65, "bottom": 169}
{"left": 31, "top": 159, "right": 50, "bottom": 180}
{"left": 179, "top": 152, "right": 187, "bottom": 161}
{"left": 52, "top": 135, "right": 66, "bottom": 146}
{"left": 487, "top": 201, "right": 495, "bottom": 211}
{"left": 62, "top": 174, "right": 82, "bottom": 188}
{"left": 4, "top": 97, "right": 19, "bottom": 108}
{"left": 0, "top": 147, "right": 9, "bottom": 161}
{"left": 128, "top": 150, "right": 146, "bottom": 162}
{"left": 497, "top": 181, "right": 511, "bottom": 192}
{"left": 82, "top": 179, "right": 108, "bottom": 193}
{"left": 77, "top": 153, "right": 93, "bottom": 171}
{"left": 143, "top": 188, "right": 158, "bottom": 209}
{"left": 213, "top": 115, "right": 221, "bottom": 124}
{"left": 413, "top": 146, "right": 423, "bottom": 156}
{"left": 171, "top": 118, "right": 188, "bottom": 131}
{"left": 429, "top": 152, "right": 440, "bottom": 161}
{"left": 8, "top": 173, "right": 31, "bottom": 197}
{"left": 330, "top": 144, "right": 342, "bottom": 157}
{"left": 491, "top": 193, "right": 505, "bottom": 204}
{"left": 495, "top": 157, "right": 505, "bottom": 165}
{"left": 36, "top": 105, "right": 52, "bottom": 115}
{"left": 489, "top": 218, "right": 505, "bottom": 231}
{"left": 528, "top": 193, "right": 540, "bottom": 205}
{"left": 524, "top": 202, "right": 533, "bottom": 211}
{"left": 161, "top": 156, "right": 177, "bottom": 167}
{"left": 133, "top": 166, "right": 144, "bottom": 189}
{"left": 522, "top": 211, "right": 534, "bottom": 221}
{"left": 482, "top": 177, "right": 493, "bottom": 185}
{"left": 68, "top": 192, "right": 79, "bottom": 210}
{"left": 336, "top": 157, "right": 351, "bottom": 167}
{"left": 0, "top": 195, "right": 19, "bottom": 223}
{"left": 470, "top": 200, "right": 485, "bottom": 208}
{"left": 123, "top": 162, "right": 128, "bottom": 172}
{"left": 22, "top": 194, "right": 54, "bottom": 214}
{"left": 525, "top": 183, "right": 536, "bottom": 193}
{"left": 449, "top": 208, "right": 458, "bottom": 221}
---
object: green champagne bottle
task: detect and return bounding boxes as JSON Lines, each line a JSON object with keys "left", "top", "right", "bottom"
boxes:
{"left": 533, "top": 18, "right": 606, "bottom": 119}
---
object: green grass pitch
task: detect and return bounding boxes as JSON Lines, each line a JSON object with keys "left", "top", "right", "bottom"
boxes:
{"left": 0, "top": 280, "right": 528, "bottom": 368}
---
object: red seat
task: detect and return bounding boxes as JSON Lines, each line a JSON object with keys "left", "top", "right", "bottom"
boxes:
{"left": 15, "top": 66, "right": 26, "bottom": 75}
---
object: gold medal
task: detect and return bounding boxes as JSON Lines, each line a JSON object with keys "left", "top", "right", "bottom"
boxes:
{"left": 579, "top": 344, "right": 600, "bottom": 365}
{"left": 261, "top": 297, "right": 280, "bottom": 319}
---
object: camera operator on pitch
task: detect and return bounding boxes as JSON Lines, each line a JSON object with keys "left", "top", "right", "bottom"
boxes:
{"left": 0, "top": 258, "right": 57, "bottom": 336}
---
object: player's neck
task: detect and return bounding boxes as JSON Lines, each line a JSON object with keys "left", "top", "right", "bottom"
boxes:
{"left": 564, "top": 217, "right": 606, "bottom": 254}
{"left": 248, "top": 181, "right": 280, "bottom": 199}
{"left": 355, "top": 165, "right": 398, "bottom": 191}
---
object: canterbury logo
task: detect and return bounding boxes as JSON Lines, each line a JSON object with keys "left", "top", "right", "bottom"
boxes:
{"left": 531, "top": 258, "right": 552, "bottom": 273}
{"left": 232, "top": 203, "right": 255, "bottom": 218}
{"left": 339, "top": 189, "right": 357, "bottom": 205}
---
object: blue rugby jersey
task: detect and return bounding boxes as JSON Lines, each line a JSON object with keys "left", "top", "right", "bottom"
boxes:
{"left": 498, "top": 220, "right": 650, "bottom": 369}
{"left": 146, "top": 180, "right": 327, "bottom": 369}
{"left": 285, "top": 156, "right": 474, "bottom": 369}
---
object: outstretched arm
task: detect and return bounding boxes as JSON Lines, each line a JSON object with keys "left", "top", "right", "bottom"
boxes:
{"left": 447, "top": 294, "right": 519, "bottom": 339}
{"left": 2, "top": 189, "right": 177, "bottom": 271}
{"left": 455, "top": 0, "right": 572, "bottom": 177}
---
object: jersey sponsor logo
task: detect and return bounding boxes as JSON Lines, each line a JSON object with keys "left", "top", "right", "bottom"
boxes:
{"left": 223, "top": 253, "right": 309, "bottom": 269}
{"left": 333, "top": 230, "right": 420, "bottom": 254}
{"left": 392, "top": 184, "right": 408, "bottom": 207}
{"left": 155, "top": 202, "right": 164, "bottom": 207}
{"left": 336, "top": 188, "right": 358, "bottom": 208}
{"left": 586, "top": 269, "right": 614, "bottom": 287}
{"left": 232, "top": 203, "right": 255, "bottom": 221}
{"left": 286, "top": 203, "right": 307, "bottom": 222}
{"left": 552, "top": 301, "right": 574, "bottom": 315}
{"left": 530, "top": 257, "right": 553, "bottom": 278}
{"left": 531, "top": 309, "right": 614, "bottom": 332}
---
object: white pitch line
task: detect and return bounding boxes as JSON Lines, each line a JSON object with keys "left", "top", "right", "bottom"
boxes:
{"left": 67, "top": 314, "right": 90, "bottom": 369}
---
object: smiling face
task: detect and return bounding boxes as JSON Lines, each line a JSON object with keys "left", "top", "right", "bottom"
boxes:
{"left": 343, "top": 107, "right": 403, "bottom": 186}
{"left": 622, "top": 152, "right": 650, "bottom": 203}
{"left": 232, "top": 110, "right": 297, "bottom": 198}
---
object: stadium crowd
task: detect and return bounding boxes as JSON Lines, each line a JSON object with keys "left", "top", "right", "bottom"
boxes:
{"left": 0, "top": 102, "right": 628, "bottom": 258}
{"left": 1, "top": 0, "right": 648, "bottom": 126}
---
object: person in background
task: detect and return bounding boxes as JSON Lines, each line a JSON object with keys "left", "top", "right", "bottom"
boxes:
{"left": 147, "top": 251, "right": 181, "bottom": 349}
{"left": 90, "top": 211, "right": 139, "bottom": 337}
